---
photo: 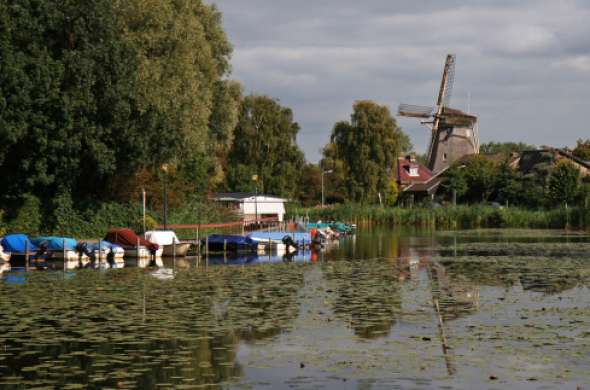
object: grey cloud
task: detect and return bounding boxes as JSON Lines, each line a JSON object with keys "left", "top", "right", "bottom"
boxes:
{"left": 213, "top": 0, "right": 590, "bottom": 162}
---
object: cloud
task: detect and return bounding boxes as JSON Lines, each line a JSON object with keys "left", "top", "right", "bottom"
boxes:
{"left": 212, "top": 0, "right": 590, "bottom": 162}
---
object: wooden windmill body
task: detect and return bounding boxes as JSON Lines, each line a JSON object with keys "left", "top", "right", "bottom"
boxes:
{"left": 399, "top": 55, "right": 479, "bottom": 173}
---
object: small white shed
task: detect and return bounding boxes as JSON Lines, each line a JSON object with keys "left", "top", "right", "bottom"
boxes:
{"left": 214, "top": 192, "right": 287, "bottom": 222}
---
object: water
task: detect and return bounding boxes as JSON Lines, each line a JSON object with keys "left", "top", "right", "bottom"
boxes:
{"left": 1, "top": 228, "right": 590, "bottom": 389}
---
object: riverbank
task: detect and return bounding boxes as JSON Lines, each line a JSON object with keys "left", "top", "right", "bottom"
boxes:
{"left": 288, "top": 204, "right": 590, "bottom": 230}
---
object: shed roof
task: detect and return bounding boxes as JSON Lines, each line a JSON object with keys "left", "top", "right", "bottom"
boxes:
{"left": 214, "top": 192, "right": 287, "bottom": 202}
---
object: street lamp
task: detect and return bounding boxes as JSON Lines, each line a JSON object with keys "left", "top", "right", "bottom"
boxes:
{"left": 321, "top": 169, "right": 333, "bottom": 208}
{"left": 161, "top": 163, "right": 169, "bottom": 229}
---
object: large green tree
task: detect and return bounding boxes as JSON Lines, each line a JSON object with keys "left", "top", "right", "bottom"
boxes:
{"left": 322, "top": 101, "right": 405, "bottom": 203}
{"left": 225, "top": 95, "right": 305, "bottom": 199}
{"left": 547, "top": 160, "right": 581, "bottom": 206}
{"left": 0, "top": 0, "right": 234, "bottom": 219}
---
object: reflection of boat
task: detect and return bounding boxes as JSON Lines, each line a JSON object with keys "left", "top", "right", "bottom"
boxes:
{"left": 125, "top": 257, "right": 164, "bottom": 268}
{"left": 31, "top": 236, "right": 88, "bottom": 261}
{"left": 0, "top": 261, "right": 10, "bottom": 275}
{"left": 0, "top": 234, "right": 46, "bottom": 266}
{"left": 206, "top": 255, "right": 258, "bottom": 265}
{"left": 144, "top": 230, "right": 191, "bottom": 257}
{"left": 151, "top": 268, "right": 175, "bottom": 280}
{"left": 206, "top": 249, "right": 316, "bottom": 265}
{"left": 104, "top": 228, "right": 162, "bottom": 258}
{"left": 204, "top": 235, "right": 258, "bottom": 253}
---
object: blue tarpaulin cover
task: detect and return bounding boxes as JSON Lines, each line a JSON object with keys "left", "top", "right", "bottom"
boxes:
{"left": 205, "top": 234, "right": 258, "bottom": 252}
{"left": 1, "top": 234, "right": 38, "bottom": 253}
{"left": 31, "top": 236, "right": 77, "bottom": 251}
{"left": 248, "top": 232, "right": 311, "bottom": 245}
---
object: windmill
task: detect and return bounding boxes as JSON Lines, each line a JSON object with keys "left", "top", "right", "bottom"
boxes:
{"left": 398, "top": 54, "right": 479, "bottom": 173}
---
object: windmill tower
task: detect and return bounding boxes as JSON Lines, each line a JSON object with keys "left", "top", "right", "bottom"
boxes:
{"left": 398, "top": 54, "right": 479, "bottom": 173}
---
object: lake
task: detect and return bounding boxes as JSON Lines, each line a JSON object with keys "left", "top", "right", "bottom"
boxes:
{"left": 1, "top": 228, "right": 590, "bottom": 389}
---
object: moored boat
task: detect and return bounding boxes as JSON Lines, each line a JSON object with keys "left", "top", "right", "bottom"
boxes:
{"left": 144, "top": 230, "right": 191, "bottom": 257}
{"left": 204, "top": 234, "right": 258, "bottom": 253}
{"left": 104, "top": 228, "right": 162, "bottom": 258}
{"left": 31, "top": 236, "right": 88, "bottom": 262}
{"left": 0, "top": 234, "right": 46, "bottom": 267}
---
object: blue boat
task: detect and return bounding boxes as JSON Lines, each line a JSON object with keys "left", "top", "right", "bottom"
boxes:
{"left": 0, "top": 233, "right": 45, "bottom": 266}
{"left": 204, "top": 234, "right": 258, "bottom": 253}
{"left": 248, "top": 231, "right": 312, "bottom": 247}
{"left": 31, "top": 236, "right": 78, "bottom": 251}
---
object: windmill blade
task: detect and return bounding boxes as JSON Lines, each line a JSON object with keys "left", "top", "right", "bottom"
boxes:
{"left": 398, "top": 104, "right": 434, "bottom": 118}
{"left": 436, "top": 54, "right": 456, "bottom": 108}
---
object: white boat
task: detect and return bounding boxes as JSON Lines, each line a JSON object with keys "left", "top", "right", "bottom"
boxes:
{"left": 124, "top": 246, "right": 163, "bottom": 259}
{"left": 144, "top": 230, "right": 190, "bottom": 257}
{"left": 0, "top": 244, "right": 10, "bottom": 263}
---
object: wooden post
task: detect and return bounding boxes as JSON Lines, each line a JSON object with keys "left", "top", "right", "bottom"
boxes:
{"left": 223, "top": 239, "right": 227, "bottom": 253}
{"left": 137, "top": 237, "right": 140, "bottom": 259}
{"left": 205, "top": 236, "right": 209, "bottom": 258}
{"left": 25, "top": 240, "right": 30, "bottom": 272}
{"left": 63, "top": 238, "right": 66, "bottom": 272}
{"left": 196, "top": 227, "right": 200, "bottom": 256}
{"left": 98, "top": 239, "right": 102, "bottom": 262}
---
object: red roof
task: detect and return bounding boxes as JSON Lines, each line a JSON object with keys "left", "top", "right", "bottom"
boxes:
{"left": 396, "top": 157, "right": 433, "bottom": 183}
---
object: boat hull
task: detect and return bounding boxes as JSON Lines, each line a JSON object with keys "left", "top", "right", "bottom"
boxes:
{"left": 162, "top": 243, "right": 191, "bottom": 257}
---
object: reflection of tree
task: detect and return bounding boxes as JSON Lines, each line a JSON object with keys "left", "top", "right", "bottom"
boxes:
{"left": 323, "top": 260, "right": 401, "bottom": 339}
{"left": 218, "top": 264, "right": 305, "bottom": 341}
{"left": 517, "top": 258, "right": 585, "bottom": 295}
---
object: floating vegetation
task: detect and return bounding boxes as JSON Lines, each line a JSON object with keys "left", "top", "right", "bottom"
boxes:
{"left": 1, "top": 229, "right": 590, "bottom": 388}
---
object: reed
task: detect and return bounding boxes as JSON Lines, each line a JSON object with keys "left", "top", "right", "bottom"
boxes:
{"left": 288, "top": 204, "right": 590, "bottom": 230}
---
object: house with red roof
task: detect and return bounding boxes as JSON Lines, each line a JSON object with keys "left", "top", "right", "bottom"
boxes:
{"left": 396, "top": 155, "right": 446, "bottom": 200}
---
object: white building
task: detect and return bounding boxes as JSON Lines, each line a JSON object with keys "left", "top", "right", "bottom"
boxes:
{"left": 214, "top": 192, "right": 287, "bottom": 222}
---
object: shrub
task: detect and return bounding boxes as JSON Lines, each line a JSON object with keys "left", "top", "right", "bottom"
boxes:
{"left": 8, "top": 194, "right": 42, "bottom": 235}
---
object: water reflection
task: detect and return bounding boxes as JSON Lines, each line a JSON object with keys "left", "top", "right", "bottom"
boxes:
{"left": 1, "top": 229, "right": 590, "bottom": 388}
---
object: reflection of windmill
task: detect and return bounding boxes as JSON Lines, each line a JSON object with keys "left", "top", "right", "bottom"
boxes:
{"left": 398, "top": 54, "right": 479, "bottom": 173}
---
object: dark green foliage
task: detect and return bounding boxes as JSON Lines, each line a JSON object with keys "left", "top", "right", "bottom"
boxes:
{"left": 322, "top": 101, "right": 406, "bottom": 204}
{"left": 226, "top": 95, "right": 305, "bottom": 198}
{"left": 573, "top": 139, "right": 590, "bottom": 161}
{"left": 480, "top": 142, "right": 535, "bottom": 157}
{"left": 7, "top": 193, "right": 42, "bottom": 234}
{"left": 298, "top": 164, "right": 322, "bottom": 207}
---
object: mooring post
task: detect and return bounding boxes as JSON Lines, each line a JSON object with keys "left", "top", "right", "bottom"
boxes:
{"left": 223, "top": 239, "right": 227, "bottom": 253}
{"left": 137, "top": 237, "right": 140, "bottom": 260}
{"left": 25, "top": 240, "right": 30, "bottom": 272}
{"left": 196, "top": 227, "right": 200, "bottom": 256}
{"left": 63, "top": 238, "right": 67, "bottom": 272}
{"left": 98, "top": 239, "right": 102, "bottom": 263}
{"left": 205, "top": 236, "right": 209, "bottom": 258}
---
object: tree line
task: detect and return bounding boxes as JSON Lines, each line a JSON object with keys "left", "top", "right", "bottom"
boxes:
{"left": 0, "top": 0, "right": 587, "bottom": 235}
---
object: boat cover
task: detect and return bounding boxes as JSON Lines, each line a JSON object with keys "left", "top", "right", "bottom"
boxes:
{"left": 104, "top": 228, "right": 159, "bottom": 251}
{"left": 144, "top": 231, "right": 180, "bottom": 246}
{"left": 84, "top": 241, "right": 124, "bottom": 253}
{"left": 1, "top": 234, "right": 38, "bottom": 253}
{"left": 31, "top": 236, "right": 77, "bottom": 251}
{"left": 207, "top": 234, "right": 257, "bottom": 248}
{"left": 248, "top": 232, "right": 312, "bottom": 245}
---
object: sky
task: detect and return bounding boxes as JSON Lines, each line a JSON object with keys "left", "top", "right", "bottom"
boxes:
{"left": 211, "top": 0, "right": 590, "bottom": 162}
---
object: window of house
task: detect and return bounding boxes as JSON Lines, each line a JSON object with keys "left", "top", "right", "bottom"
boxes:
{"left": 409, "top": 166, "right": 419, "bottom": 177}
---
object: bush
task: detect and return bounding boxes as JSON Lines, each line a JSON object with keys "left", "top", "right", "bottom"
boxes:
{"left": 8, "top": 194, "right": 42, "bottom": 235}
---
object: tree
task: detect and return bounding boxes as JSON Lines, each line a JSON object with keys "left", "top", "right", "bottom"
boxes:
{"left": 480, "top": 142, "right": 535, "bottom": 157}
{"left": 441, "top": 163, "right": 467, "bottom": 202}
{"left": 297, "top": 164, "right": 321, "bottom": 206}
{"left": 324, "top": 101, "right": 406, "bottom": 203}
{"left": 547, "top": 160, "right": 581, "bottom": 206}
{"left": 462, "top": 156, "right": 499, "bottom": 202}
{"left": 573, "top": 139, "right": 590, "bottom": 161}
{"left": 226, "top": 95, "right": 305, "bottom": 199}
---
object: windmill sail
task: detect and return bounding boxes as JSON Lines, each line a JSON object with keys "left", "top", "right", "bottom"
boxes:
{"left": 397, "top": 54, "right": 479, "bottom": 176}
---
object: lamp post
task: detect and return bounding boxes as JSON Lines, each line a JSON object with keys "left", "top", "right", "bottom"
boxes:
{"left": 252, "top": 175, "right": 259, "bottom": 225}
{"left": 161, "top": 163, "right": 169, "bottom": 229}
{"left": 321, "top": 169, "right": 333, "bottom": 208}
